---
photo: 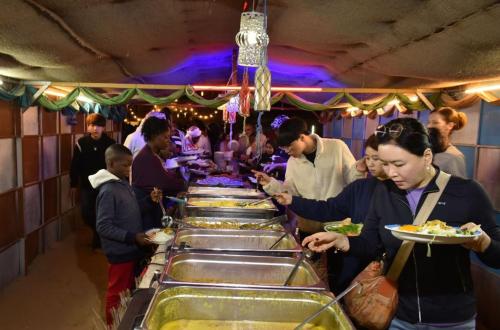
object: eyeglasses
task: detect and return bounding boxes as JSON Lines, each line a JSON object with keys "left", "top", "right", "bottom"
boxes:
{"left": 375, "top": 123, "right": 404, "bottom": 138}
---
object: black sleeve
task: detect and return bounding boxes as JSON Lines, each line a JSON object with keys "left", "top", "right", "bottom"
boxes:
{"left": 469, "top": 181, "right": 500, "bottom": 268}
{"left": 69, "top": 142, "right": 82, "bottom": 188}
{"left": 347, "top": 186, "right": 383, "bottom": 260}
{"left": 289, "top": 182, "right": 355, "bottom": 222}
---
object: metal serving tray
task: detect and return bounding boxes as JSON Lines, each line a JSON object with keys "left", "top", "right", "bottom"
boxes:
{"left": 172, "top": 228, "right": 301, "bottom": 255}
{"left": 186, "top": 186, "right": 265, "bottom": 199}
{"left": 160, "top": 252, "right": 325, "bottom": 290}
{"left": 184, "top": 197, "right": 278, "bottom": 219}
{"left": 139, "top": 285, "right": 354, "bottom": 330}
{"left": 181, "top": 216, "right": 284, "bottom": 231}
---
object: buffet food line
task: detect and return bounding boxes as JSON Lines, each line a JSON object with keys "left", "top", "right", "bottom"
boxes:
{"left": 116, "top": 181, "right": 355, "bottom": 330}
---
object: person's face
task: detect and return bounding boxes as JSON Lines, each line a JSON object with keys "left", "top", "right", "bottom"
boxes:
{"left": 364, "top": 146, "right": 385, "bottom": 178}
{"left": 152, "top": 130, "right": 171, "bottom": 151}
{"left": 280, "top": 135, "right": 306, "bottom": 158}
{"left": 427, "top": 113, "right": 454, "bottom": 138}
{"left": 244, "top": 125, "right": 255, "bottom": 136}
{"left": 87, "top": 124, "right": 104, "bottom": 140}
{"left": 109, "top": 155, "right": 132, "bottom": 180}
{"left": 264, "top": 143, "right": 274, "bottom": 155}
{"left": 378, "top": 143, "right": 432, "bottom": 190}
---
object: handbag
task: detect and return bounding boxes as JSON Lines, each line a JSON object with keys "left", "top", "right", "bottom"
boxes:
{"left": 344, "top": 171, "right": 451, "bottom": 329}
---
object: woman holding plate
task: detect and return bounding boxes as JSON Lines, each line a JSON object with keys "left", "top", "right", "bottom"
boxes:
{"left": 302, "top": 118, "right": 500, "bottom": 330}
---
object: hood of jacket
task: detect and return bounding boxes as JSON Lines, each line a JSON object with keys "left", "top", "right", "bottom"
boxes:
{"left": 88, "top": 169, "right": 121, "bottom": 189}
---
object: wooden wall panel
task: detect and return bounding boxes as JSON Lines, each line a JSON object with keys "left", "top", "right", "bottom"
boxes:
{"left": 43, "top": 178, "right": 58, "bottom": 222}
{"left": 73, "top": 113, "right": 85, "bottom": 133}
{"left": 42, "top": 109, "right": 58, "bottom": 135}
{"left": 0, "top": 100, "right": 15, "bottom": 137}
{"left": 60, "top": 134, "right": 72, "bottom": 173}
{"left": 24, "top": 229, "right": 41, "bottom": 268}
{"left": 0, "top": 191, "right": 19, "bottom": 248}
{"left": 22, "top": 136, "right": 40, "bottom": 185}
{"left": 22, "top": 106, "right": 39, "bottom": 136}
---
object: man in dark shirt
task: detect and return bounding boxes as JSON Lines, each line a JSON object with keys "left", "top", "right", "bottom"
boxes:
{"left": 70, "top": 113, "right": 115, "bottom": 249}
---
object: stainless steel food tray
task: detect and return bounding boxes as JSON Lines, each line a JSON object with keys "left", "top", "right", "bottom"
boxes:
{"left": 161, "top": 252, "right": 325, "bottom": 290}
{"left": 186, "top": 186, "right": 265, "bottom": 199}
{"left": 181, "top": 216, "right": 284, "bottom": 231}
{"left": 139, "top": 285, "right": 354, "bottom": 330}
{"left": 172, "top": 228, "right": 301, "bottom": 256}
{"left": 184, "top": 197, "right": 278, "bottom": 219}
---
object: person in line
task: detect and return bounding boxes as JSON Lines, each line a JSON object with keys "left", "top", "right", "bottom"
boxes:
{"left": 253, "top": 117, "right": 366, "bottom": 234}
{"left": 132, "top": 117, "right": 186, "bottom": 229}
{"left": 303, "top": 118, "right": 500, "bottom": 330}
{"left": 239, "top": 122, "right": 267, "bottom": 161}
{"left": 183, "top": 126, "right": 212, "bottom": 156}
{"left": 70, "top": 113, "right": 115, "bottom": 249}
{"left": 123, "top": 110, "right": 168, "bottom": 158}
{"left": 427, "top": 107, "right": 467, "bottom": 178}
{"left": 89, "top": 144, "right": 160, "bottom": 325}
{"left": 428, "top": 127, "right": 467, "bottom": 177}
{"left": 275, "top": 134, "right": 386, "bottom": 294}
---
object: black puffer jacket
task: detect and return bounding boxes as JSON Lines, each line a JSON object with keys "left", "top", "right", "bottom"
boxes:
{"left": 348, "top": 169, "right": 500, "bottom": 324}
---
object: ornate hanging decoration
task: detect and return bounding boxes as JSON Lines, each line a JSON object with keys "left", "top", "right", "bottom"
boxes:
{"left": 235, "top": 11, "right": 269, "bottom": 67}
{"left": 239, "top": 68, "right": 251, "bottom": 117}
{"left": 254, "top": 64, "right": 271, "bottom": 111}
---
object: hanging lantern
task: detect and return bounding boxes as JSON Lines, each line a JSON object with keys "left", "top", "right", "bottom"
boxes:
{"left": 239, "top": 69, "right": 251, "bottom": 116}
{"left": 235, "top": 11, "right": 269, "bottom": 67}
{"left": 226, "top": 95, "right": 240, "bottom": 113}
{"left": 254, "top": 65, "right": 271, "bottom": 111}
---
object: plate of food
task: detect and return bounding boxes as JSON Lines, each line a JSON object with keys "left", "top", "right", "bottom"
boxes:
{"left": 385, "top": 220, "right": 481, "bottom": 244}
{"left": 146, "top": 227, "right": 175, "bottom": 245}
{"left": 324, "top": 219, "right": 363, "bottom": 236}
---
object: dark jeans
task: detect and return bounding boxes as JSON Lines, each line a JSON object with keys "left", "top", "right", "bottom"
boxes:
{"left": 80, "top": 187, "right": 100, "bottom": 248}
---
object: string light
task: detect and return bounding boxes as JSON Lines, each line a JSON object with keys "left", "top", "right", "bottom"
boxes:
{"left": 200, "top": 91, "right": 204, "bottom": 96}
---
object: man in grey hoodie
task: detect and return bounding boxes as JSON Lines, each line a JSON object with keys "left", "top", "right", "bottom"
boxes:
{"left": 89, "top": 144, "right": 160, "bottom": 325}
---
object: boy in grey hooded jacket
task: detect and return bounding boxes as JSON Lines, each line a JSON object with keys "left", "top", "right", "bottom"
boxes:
{"left": 89, "top": 144, "right": 160, "bottom": 325}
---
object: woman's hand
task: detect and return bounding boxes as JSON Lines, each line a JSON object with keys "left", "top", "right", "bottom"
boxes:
{"left": 274, "top": 192, "right": 292, "bottom": 206}
{"left": 461, "top": 222, "right": 491, "bottom": 253}
{"left": 302, "top": 232, "right": 350, "bottom": 253}
{"left": 251, "top": 170, "right": 271, "bottom": 186}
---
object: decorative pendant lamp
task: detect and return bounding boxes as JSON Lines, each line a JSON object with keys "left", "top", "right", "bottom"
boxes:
{"left": 254, "top": 64, "right": 271, "bottom": 111}
{"left": 235, "top": 11, "right": 269, "bottom": 67}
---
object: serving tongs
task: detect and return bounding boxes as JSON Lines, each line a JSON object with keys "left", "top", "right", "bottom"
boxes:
{"left": 239, "top": 214, "right": 286, "bottom": 229}
{"left": 235, "top": 196, "right": 274, "bottom": 207}
{"left": 294, "top": 281, "right": 360, "bottom": 329}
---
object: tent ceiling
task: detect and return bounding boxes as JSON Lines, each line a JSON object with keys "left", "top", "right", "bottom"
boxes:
{"left": 0, "top": 0, "right": 499, "bottom": 88}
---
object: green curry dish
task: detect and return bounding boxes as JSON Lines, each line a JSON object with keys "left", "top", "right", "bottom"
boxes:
{"left": 324, "top": 223, "right": 363, "bottom": 236}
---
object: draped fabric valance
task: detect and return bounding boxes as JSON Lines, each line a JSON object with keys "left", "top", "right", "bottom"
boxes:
{"left": 0, "top": 83, "right": 494, "bottom": 121}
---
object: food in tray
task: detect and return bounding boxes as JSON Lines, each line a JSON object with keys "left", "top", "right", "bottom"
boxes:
{"left": 196, "top": 176, "right": 244, "bottom": 187}
{"left": 184, "top": 218, "right": 281, "bottom": 230}
{"left": 188, "top": 200, "right": 271, "bottom": 209}
{"left": 397, "top": 220, "right": 480, "bottom": 236}
{"left": 159, "top": 319, "right": 326, "bottom": 330}
{"left": 324, "top": 218, "right": 363, "bottom": 236}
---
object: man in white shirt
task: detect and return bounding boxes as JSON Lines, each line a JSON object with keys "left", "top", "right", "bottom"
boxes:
{"left": 253, "top": 117, "right": 365, "bottom": 233}
{"left": 183, "top": 126, "right": 212, "bottom": 156}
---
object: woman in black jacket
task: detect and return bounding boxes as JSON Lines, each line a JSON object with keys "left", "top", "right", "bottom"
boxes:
{"left": 303, "top": 118, "right": 500, "bottom": 329}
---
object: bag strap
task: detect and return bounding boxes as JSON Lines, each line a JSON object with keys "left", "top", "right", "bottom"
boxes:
{"left": 386, "top": 171, "right": 451, "bottom": 282}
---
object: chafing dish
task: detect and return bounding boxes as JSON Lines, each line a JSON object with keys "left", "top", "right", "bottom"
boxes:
{"left": 182, "top": 216, "right": 284, "bottom": 231}
{"left": 139, "top": 285, "right": 354, "bottom": 329}
{"left": 172, "top": 228, "right": 301, "bottom": 255}
{"left": 184, "top": 197, "right": 277, "bottom": 219}
{"left": 186, "top": 186, "right": 265, "bottom": 199}
{"left": 161, "top": 252, "right": 325, "bottom": 290}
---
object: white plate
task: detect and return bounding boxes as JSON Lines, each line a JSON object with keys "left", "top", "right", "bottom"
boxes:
{"left": 175, "top": 155, "right": 198, "bottom": 162}
{"left": 145, "top": 228, "right": 174, "bottom": 245}
{"left": 384, "top": 224, "right": 481, "bottom": 245}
